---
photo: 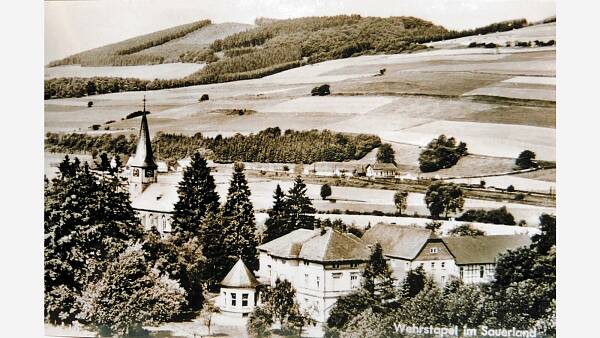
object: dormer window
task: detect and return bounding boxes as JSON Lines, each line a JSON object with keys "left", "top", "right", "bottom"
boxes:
{"left": 430, "top": 247, "right": 439, "bottom": 254}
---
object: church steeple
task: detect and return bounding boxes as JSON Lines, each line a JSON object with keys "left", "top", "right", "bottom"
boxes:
{"left": 129, "top": 95, "right": 157, "bottom": 199}
{"left": 130, "top": 96, "right": 157, "bottom": 169}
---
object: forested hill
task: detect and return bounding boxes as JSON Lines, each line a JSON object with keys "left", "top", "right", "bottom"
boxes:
{"left": 45, "top": 16, "right": 529, "bottom": 99}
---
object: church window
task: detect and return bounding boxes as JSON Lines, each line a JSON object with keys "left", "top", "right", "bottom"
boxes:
{"left": 161, "top": 215, "right": 167, "bottom": 231}
{"left": 231, "top": 293, "right": 237, "bottom": 306}
{"left": 242, "top": 293, "right": 249, "bottom": 307}
{"left": 145, "top": 169, "right": 154, "bottom": 177}
{"left": 133, "top": 168, "right": 139, "bottom": 177}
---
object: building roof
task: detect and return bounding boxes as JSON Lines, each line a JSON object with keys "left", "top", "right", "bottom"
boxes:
{"left": 130, "top": 183, "right": 178, "bottom": 213}
{"left": 129, "top": 112, "right": 157, "bottom": 169}
{"left": 258, "top": 228, "right": 371, "bottom": 262}
{"left": 361, "top": 223, "right": 432, "bottom": 260}
{"left": 370, "top": 163, "right": 398, "bottom": 171}
{"left": 221, "top": 258, "right": 260, "bottom": 288}
{"left": 442, "top": 234, "right": 531, "bottom": 265}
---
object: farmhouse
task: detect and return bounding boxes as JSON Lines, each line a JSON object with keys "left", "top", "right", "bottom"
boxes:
{"left": 256, "top": 228, "right": 371, "bottom": 322}
{"left": 366, "top": 162, "right": 398, "bottom": 178}
{"left": 361, "top": 223, "right": 532, "bottom": 284}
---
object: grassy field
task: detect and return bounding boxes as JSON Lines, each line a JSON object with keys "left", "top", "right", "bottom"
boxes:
{"left": 426, "top": 23, "right": 556, "bottom": 48}
{"left": 44, "top": 63, "right": 205, "bottom": 80}
{"left": 45, "top": 34, "right": 556, "bottom": 174}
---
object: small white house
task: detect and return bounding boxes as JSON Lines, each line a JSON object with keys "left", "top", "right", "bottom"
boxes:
{"left": 218, "top": 259, "right": 260, "bottom": 317}
{"left": 365, "top": 163, "right": 398, "bottom": 178}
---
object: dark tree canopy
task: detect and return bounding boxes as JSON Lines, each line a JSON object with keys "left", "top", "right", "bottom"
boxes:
{"left": 45, "top": 159, "right": 144, "bottom": 324}
{"left": 376, "top": 143, "right": 395, "bottom": 163}
{"left": 424, "top": 182, "right": 465, "bottom": 219}
{"left": 447, "top": 224, "right": 485, "bottom": 237}
{"left": 222, "top": 163, "right": 259, "bottom": 271}
{"left": 262, "top": 184, "right": 288, "bottom": 243}
{"left": 516, "top": 150, "right": 537, "bottom": 169}
{"left": 457, "top": 206, "right": 516, "bottom": 225}
{"left": 284, "top": 177, "right": 317, "bottom": 231}
{"left": 171, "top": 153, "right": 220, "bottom": 239}
{"left": 418, "top": 135, "right": 468, "bottom": 172}
{"left": 320, "top": 184, "right": 332, "bottom": 200}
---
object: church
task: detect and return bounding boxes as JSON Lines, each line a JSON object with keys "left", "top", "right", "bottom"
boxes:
{"left": 126, "top": 103, "right": 177, "bottom": 237}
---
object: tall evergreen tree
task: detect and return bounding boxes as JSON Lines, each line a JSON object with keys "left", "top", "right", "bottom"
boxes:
{"left": 199, "top": 210, "right": 231, "bottom": 285}
{"left": 222, "top": 163, "right": 259, "bottom": 271}
{"left": 361, "top": 242, "right": 396, "bottom": 303}
{"left": 263, "top": 184, "right": 288, "bottom": 243}
{"left": 171, "top": 153, "right": 220, "bottom": 240}
{"left": 45, "top": 160, "right": 144, "bottom": 324}
{"left": 284, "top": 176, "right": 316, "bottom": 231}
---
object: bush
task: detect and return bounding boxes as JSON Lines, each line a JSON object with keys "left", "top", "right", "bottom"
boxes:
{"left": 507, "top": 185, "right": 515, "bottom": 192}
{"left": 457, "top": 206, "right": 516, "bottom": 225}
{"left": 514, "top": 193, "right": 526, "bottom": 201}
{"left": 91, "top": 124, "right": 100, "bottom": 131}
{"left": 125, "top": 110, "right": 151, "bottom": 120}
{"left": 199, "top": 94, "right": 209, "bottom": 102}
{"left": 311, "top": 84, "right": 331, "bottom": 96}
{"left": 87, "top": 101, "right": 93, "bottom": 108}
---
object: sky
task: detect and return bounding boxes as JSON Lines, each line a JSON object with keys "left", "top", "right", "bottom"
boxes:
{"left": 44, "top": 0, "right": 556, "bottom": 64}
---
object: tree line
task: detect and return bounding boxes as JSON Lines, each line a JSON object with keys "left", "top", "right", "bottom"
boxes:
{"left": 45, "top": 128, "right": 382, "bottom": 164}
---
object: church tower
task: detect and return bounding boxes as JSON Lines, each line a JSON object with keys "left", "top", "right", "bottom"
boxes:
{"left": 129, "top": 96, "right": 157, "bottom": 199}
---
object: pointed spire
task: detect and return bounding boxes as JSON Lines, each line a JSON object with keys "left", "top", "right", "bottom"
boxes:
{"left": 130, "top": 96, "right": 157, "bottom": 169}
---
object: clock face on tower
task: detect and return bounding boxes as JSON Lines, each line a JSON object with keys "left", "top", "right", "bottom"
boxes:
{"left": 145, "top": 169, "right": 154, "bottom": 177}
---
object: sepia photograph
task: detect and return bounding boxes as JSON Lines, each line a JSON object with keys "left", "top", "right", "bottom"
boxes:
{"left": 4, "top": 0, "right": 570, "bottom": 337}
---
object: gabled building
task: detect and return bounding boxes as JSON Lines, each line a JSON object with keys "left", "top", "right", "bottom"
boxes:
{"left": 256, "top": 228, "right": 371, "bottom": 322}
{"left": 365, "top": 162, "right": 398, "bottom": 178}
{"left": 362, "top": 223, "right": 532, "bottom": 285}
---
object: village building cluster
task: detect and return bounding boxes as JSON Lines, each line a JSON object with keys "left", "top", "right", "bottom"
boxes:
{"left": 123, "top": 110, "right": 534, "bottom": 323}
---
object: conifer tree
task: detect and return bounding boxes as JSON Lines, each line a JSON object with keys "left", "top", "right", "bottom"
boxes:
{"left": 222, "top": 163, "right": 259, "bottom": 271}
{"left": 284, "top": 176, "right": 316, "bottom": 232}
{"left": 171, "top": 153, "right": 220, "bottom": 240}
{"left": 361, "top": 243, "right": 396, "bottom": 304}
{"left": 198, "top": 211, "right": 231, "bottom": 285}
{"left": 263, "top": 184, "right": 288, "bottom": 243}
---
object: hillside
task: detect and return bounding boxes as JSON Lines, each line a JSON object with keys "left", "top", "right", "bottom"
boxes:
{"left": 48, "top": 21, "right": 252, "bottom": 67}
{"left": 45, "top": 16, "right": 535, "bottom": 99}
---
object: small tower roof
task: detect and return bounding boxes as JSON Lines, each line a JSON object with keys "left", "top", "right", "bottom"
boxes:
{"left": 221, "top": 259, "right": 259, "bottom": 288}
{"left": 130, "top": 98, "right": 157, "bottom": 169}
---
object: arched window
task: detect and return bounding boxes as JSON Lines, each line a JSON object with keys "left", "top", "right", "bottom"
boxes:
{"left": 162, "top": 215, "right": 167, "bottom": 231}
{"left": 133, "top": 168, "right": 140, "bottom": 177}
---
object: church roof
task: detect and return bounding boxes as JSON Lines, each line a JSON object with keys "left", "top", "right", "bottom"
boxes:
{"left": 130, "top": 183, "right": 178, "bottom": 213}
{"left": 129, "top": 112, "right": 157, "bottom": 169}
{"left": 258, "top": 228, "right": 371, "bottom": 262}
{"left": 221, "top": 259, "right": 260, "bottom": 288}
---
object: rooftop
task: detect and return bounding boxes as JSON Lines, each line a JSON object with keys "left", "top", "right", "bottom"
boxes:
{"left": 131, "top": 183, "right": 179, "bottom": 213}
{"left": 370, "top": 162, "right": 398, "bottom": 171}
{"left": 362, "top": 223, "right": 433, "bottom": 260}
{"left": 221, "top": 258, "right": 260, "bottom": 288}
{"left": 258, "top": 228, "right": 371, "bottom": 262}
{"left": 442, "top": 234, "right": 531, "bottom": 265}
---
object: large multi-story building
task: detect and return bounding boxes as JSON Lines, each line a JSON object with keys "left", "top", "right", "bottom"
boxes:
{"left": 361, "top": 223, "right": 532, "bottom": 285}
{"left": 256, "top": 228, "right": 371, "bottom": 322}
